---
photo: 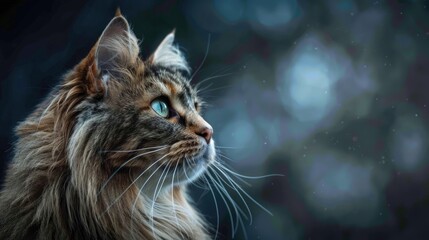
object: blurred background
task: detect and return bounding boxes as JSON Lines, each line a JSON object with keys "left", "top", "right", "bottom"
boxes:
{"left": 1, "top": 0, "right": 429, "bottom": 239}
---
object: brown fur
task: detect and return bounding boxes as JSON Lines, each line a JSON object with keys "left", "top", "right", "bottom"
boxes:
{"left": 0, "top": 13, "right": 213, "bottom": 240}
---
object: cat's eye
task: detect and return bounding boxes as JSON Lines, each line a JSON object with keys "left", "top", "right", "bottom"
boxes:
{"left": 151, "top": 100, "right": 169, "bottom": 118}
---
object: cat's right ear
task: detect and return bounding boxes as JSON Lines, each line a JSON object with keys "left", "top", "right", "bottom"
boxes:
{"left": 94, "top": 15, "right": 139, "bottom": 83}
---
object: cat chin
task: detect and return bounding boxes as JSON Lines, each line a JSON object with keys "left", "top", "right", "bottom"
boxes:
{"left": 171, "top": 139, "right": 215, "bottom": 185}
{"left": 163, "top": 139, "right": 216, "bottom": 187}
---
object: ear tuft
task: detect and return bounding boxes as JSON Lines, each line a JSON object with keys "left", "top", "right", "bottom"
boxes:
{"left": 95, "top": 16, "right": 139, "bottom": 80}
{"left": 151, "top": 31, "right": 190, "bottom": 73}
{"left": 115, "top": 7, "right": 122, "bottom": 17}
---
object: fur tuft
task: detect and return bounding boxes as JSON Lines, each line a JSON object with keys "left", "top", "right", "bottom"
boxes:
{"left": 152, "top": 32, "right": 190, "bottom": 73}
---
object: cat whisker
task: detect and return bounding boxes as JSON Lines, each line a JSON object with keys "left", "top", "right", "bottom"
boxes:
{"left": 189, "top": 34, "right": 211, "bottom": 83}
{"left": 103, "top": 153, "right": 169, "bottom": 214}
{"left": 215, "top": 159, "right": 252, "bottom": 188}
{"left": 130, "top": 158, "right": 170, "bottom": 240}
{"left": 100, "top": 145, "right": 168, "bottom": 153}
{"left": 131, "top": 158, "right": 167, "bottom": 213}
{"left": 164, "top": 170, "right": 195, "bottom": 236}
{"left": 170, "top": 160, "right": 186, "bottom": 239}
{"left": 97, "top": 146, "right": 169, "bottom": 198}
{"left": 210, "top": 164, "right": 252, "bottom": 224}
{"left": 181, "top": 157, "right": 204, "bottom": 189}
{"left": 195, "top": 187, "right": 211, "bottom": 204}
{"left": 207, "top": 64, "right": 237, "bottom": 78}
{"left": 215, "top": 161, "right": 284, "bottom": 179}
{"left": 199, "top": 85, "right": 234, "bottom": 95}
{"left": 216, "top": 152, "right": 241, "bottom": 164}
{"left": 182, "top": 159, "right": 192, "bottom": 183}
{"left": 202, "top": 175, "right": 220, "bottom": 240}
{"left": 215, "top": 146, "right": 243, "bottom": 149}
{"left": 194, "top": 72, "right": 235, "bottom": 93}
{"left": 210, "top": 167, "right": 249, "bottom": 232}
{"left": 178, "top": 159, "right": 191, "bottom": 184}
{"left": 212, "top": 163, "right": 274, "bottom": 217}
{"left": 202, "top": 155, "right": 281, "bottom": 238}
{"left": 207, "top": 169, "right": 247, "bottom": 239}
{"left": 205, "top": 170, "right": 240, "bottom": 238}
{"left": 195, "top": 82, "right": 214, "bottom": 94}
{"left": 216, "top": 155, "right": 281, "bottom": 188}
{"left": 149, "top": 161, "right": 172, "bottom": 237}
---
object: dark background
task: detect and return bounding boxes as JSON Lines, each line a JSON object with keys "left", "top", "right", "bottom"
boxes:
{"left": 1, "top": 0, "right": 429, "bottom": 239}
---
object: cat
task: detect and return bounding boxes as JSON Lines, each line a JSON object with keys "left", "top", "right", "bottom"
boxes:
{"left": 0, "top": 10, "right": 216, "bottom": 239}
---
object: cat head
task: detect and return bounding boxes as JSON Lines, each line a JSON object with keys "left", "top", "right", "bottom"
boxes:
{"left": 63, "top": 13, "right": 215, "bottom": 192}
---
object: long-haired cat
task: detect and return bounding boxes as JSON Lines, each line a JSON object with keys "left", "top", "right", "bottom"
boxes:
{"left": 0, "top": 11, "right": 215, "bottom": 239}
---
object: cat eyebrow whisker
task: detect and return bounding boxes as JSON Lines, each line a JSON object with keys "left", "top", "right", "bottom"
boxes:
{"left": 195, "top": 82, "right": 213, "bottom": 94}
{"left": 194, "top": 72, "right": 235, "bottom": 93}
{"left": 199, "top": 84, "right": 234, "bottom": 95}
{"left": 189, "top": 34, "right": 211, "bottom": 83}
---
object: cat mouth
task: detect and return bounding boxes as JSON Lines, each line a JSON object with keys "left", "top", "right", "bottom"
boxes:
{"left": 159, "top": 138, "right": 215, "bottom": 182}
{"left": 132, "top": 139, "right": 215, "bottom": 193}
{"left": 166, "top": 139, "right": 208, "bottom": 164}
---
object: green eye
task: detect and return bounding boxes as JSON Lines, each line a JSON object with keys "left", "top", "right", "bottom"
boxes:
{"left": 151, "top": 100, "right": 169, "bottom": 118}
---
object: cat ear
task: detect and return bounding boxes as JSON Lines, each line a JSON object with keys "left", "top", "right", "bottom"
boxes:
{"left": 95, "top": 15, "right": 139, "bottom": 80}
{"left": 151, "top": 31, "right": 190, "bottom": 73}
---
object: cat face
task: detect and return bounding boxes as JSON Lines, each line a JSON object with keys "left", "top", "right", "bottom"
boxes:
{"left": 69, "top": 15, "right": 215, "bottom": 193}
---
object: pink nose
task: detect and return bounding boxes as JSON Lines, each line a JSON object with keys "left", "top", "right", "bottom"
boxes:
{"left": 188, "top": 114, "right": 214, "bottom": 144}
{"left": 197, "top": 126, "right": 213, "bottom": 144}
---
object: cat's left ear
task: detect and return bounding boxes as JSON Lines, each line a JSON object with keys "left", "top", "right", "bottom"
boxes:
{"left": 150, "top": 31, "right": 190, "bottom": 73}
{"left": 95, "top": 15, "right": 139, "bottom": 80}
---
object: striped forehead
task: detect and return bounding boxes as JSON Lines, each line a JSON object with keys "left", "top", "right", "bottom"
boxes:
{"left": 150, "top": 71, "right": 194, "bottom": 109}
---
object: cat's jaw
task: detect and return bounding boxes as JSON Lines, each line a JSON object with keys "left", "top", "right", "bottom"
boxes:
{"left": 180, "top": 138, "right": 215, "bottom": 183}
{"left": 134, "top": 138, "right": 215, "bottom": 198}
{"left": 174, "top": 137, "right": 215, "bottom": 183}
